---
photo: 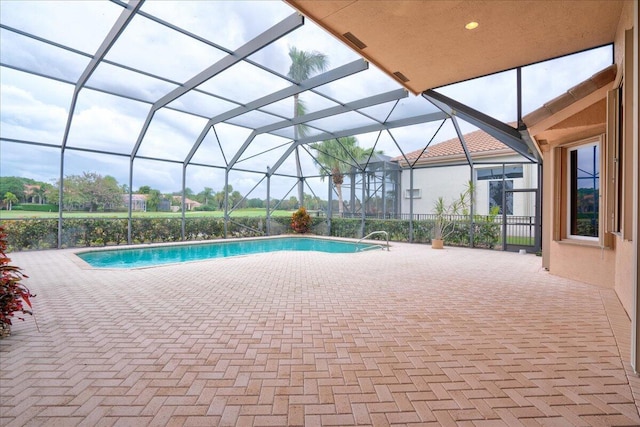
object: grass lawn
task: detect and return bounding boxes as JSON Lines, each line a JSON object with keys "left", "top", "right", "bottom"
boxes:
{"left": 503, "top": 235, "right": 535, "bottom": 246}
{"left": 0, "top": 208, "right": 295, "bottom": 220}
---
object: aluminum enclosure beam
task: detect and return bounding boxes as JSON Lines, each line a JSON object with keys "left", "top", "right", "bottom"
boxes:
{"left": 226, "top": 88, "right": 408, "bottom": 170}
{"left": 184, "top": 59, "right": 369, "bottom": 165}
{"left": 59, "top": 0, "right": 143, "bottom": 248}
{"left": 296, "top": 111, "right": 448, "bottom": 147}
{"left": 267, "top": 111, "right": 448, "bottom": 176}
{"left": 130, "top": 13, "right": 303, "bottom": 158}
{"left": 154, "top": 13, "right": 303, "bottom": 108}
{"left": 423, "top": 89, "right": 541, "bottom": 162}
{"left": 451, "top": 116, "right": 473, "bottom": 167}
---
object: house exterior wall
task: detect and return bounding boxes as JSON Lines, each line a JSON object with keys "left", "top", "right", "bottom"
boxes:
{"left": 536, "top": 1, "right": 637, "bottom": 317}
{"left": 399, "top": 154, "right": 537, "bottom": 217}
{"left": 540, "top": 141, "right": 616, "bottom": 288}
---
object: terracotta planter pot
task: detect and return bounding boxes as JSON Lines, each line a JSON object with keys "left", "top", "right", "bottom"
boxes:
{"left": 431, "top": 239, "right": 444, "bottom": 249}
{"left": 0, "top": 323, "right": 11, "bottom": 338}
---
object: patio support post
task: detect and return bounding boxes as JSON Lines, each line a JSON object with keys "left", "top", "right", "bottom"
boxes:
{"left": 295, "top": 149, "right": 304, "bottom": 209}
{"left": 382, "top": 162, "right": 387, "bottom": 218}
{"left": 266, "top": 167, "right": 271, "bottom": 236}
{"left": 327, "top": 176, "right": 333, "bottom": 236}
{"left": 224, "top": 170, "right": 229, "bottom": 238}
{"left": 361, "top": 171, "right": 366, "bottom": 238}
{"left": 57, "top": 150, "right": 64, "bottom": 249}
{"left": 535, "top": 162, "right": 543, "bottom": 252}
{"left": 181, "top": 165, "right": 186, "bottom": 241}
{"left": 502, "top": 164, "right": 507, "bottom": 251}
{"left": 409, "top": 167, "right": 414, "bottom": 243}
{"left": 469, "top": 165, "right": 475, "bottom": 248}
{"left": 517, "top": 67, "right": 523, "bottom": 128}
{"left": 127, "top": 158, "right": 134, "bottom": 245}
{"left": 350, "top": 170, "right": 356, "bottom": 218}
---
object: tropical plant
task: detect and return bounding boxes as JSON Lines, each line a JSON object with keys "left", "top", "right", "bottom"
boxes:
{"left": 0, "top": 225, "right": 34, "bottom": 337}
{"left": 310, "top": 136, "right": 379, "bottom": 214}
{"left": 288, "top": 46, "right": 328, "bottom": 204}
{"left": 291, "top": 206, "right": 312, "bottom": 233}
{"left": 432, "top": 182, "right": 474, "bottom": 242}
{"left": 3, "top": 192, "right": 19, "bottom": 211}
{"left": 146, "top": 189, "right": 162, "bottom": 212}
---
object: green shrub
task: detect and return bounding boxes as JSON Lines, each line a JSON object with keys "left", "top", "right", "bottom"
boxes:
{"left": 2, "top": 215, "right": 501, "bottom": 251}
{"left": 15, "top": 204, "right": 58, "bottom": 212}
{"left": 1, "top": 219, "right": 58, "bottom": 251}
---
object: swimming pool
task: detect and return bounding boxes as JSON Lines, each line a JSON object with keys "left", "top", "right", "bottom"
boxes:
{"left": 76, "top": 237, "right": 379, "bottom": 269}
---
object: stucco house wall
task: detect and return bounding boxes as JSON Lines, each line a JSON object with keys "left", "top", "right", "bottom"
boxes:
{"left": 396, "top": 143, "right": 538, "bottom": 217}
{"left": 526, "top": 1, "right": 637, "bottom": 316}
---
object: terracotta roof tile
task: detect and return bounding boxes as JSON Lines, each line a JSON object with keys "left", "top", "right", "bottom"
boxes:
{"left": 523, "top": 64, "right": 616, "bottom": 127}
{"left": 392, "top": 128, "right": 514, "bottom": 165}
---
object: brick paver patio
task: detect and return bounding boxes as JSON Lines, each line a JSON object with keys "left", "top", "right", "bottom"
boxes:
{"left": 1, "top": 241, "right": 639, "bottom": 426}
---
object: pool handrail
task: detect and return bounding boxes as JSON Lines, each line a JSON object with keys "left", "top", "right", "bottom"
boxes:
{"left": 356, "top": 231, "right": 390, "bottom": 251}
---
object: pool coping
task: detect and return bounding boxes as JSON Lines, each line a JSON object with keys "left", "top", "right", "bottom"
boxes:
{"left": 71, "top": 234, "right": 389, "bottom": 270}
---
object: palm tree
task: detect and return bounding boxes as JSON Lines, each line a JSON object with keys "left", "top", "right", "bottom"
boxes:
{"left": 2, "top": 192, "right": 18, "bottom": 211}
{"left": 310, "top": 136, "right": 378, "bottom": 214}
{"left": 201, "top": 187, "right": 213, "bottom": 206}
{"left": 288, "top": 46, "right": 328, "bottom": 205}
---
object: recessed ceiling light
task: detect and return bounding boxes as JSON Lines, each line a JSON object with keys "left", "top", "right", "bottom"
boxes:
{"left": 465, "top": 21, "right": 479, "bottom": 30}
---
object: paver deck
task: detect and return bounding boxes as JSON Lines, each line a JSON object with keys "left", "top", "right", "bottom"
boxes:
{"left": 1, "top": 241, "right": 639, "bottom": 426}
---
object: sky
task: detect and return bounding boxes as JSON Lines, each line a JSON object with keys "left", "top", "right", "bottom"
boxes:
{"left": 0, "top": 0, "right": 614, "bottom": 201}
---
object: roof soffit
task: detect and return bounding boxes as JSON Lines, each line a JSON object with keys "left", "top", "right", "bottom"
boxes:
{"left": 285, "top": 0, "right": 623, "bottom": 93}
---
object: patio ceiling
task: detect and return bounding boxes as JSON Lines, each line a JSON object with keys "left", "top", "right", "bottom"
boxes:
{"left": 0, "top": 0, "right": 615, "bottom": 197}
{"left": 285, "top": 0, "right": 624, "bottom": 94}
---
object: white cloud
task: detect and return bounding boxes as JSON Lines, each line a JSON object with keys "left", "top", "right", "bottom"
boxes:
{"left": 0, "top": 1, "right": 614, "bottom": 201}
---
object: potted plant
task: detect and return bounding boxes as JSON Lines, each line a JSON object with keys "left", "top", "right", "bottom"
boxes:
{"left": 291, "top": 206, "right": 312, "bottom": 234}
{"left": 431, "top": 182, "right": 473, "bottom": 249}
{"left": 0, "top": 226, "right": 34, "bottom": 337}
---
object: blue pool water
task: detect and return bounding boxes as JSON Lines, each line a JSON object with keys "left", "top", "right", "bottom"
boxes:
{"left": 77, "top": 237, "right": 377, "bottom": 269}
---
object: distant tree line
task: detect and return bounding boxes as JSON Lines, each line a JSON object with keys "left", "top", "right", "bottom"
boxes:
{"left": 0, "top": 174, "right": 326, "bottom": 213}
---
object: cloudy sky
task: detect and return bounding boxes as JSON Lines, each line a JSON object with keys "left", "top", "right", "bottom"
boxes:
{"left": 0, "top": 0, "right": 613, "bottom": 201}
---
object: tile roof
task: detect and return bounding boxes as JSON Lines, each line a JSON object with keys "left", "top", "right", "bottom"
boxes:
{"left": 392, "top": 128, "right": 514, "bottom": 166}
{"left": 523, "top": 64, "right": 616, "bottom": 128}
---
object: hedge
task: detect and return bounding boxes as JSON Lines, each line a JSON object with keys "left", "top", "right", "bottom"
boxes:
{"left": 1, "top": 216, "right": 500, "bottom": 251}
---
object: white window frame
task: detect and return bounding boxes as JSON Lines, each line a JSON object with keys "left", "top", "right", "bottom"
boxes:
{"left": 566, "top": 139, "right": 600, "bottom": 241}
{"left": 488, "top": 179, "right": 514, "bottom": 216}
{"left": 404, "top": 188, "right": 421, "bottom": 199}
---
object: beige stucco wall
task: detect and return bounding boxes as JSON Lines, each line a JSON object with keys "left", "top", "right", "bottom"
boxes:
{"left": 540, "top": 142, "right": 616, "bottom": 288}
{"left": 399, "top": 154, "right": 537, "bottom": 216}
{"left": 549, "top": 241, "right": 616, "bottom": 287}
{"left": 616, "top": 238, "right": 635, "bottom": 314}
{"left": 611, "top": 0, "right": 637, "bottom": 317}
{"left": 536, "top": 0, "right": 637, "bottom": 307}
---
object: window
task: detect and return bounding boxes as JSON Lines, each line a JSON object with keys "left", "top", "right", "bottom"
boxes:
{"left": 476, "top": 165, "right": 523, "bottom": 181}
{"left": 404, "top": 188, "right": 421, "bottom": 199}
{"left": 489, "top": 180, "right": 513, "bottom": 215}
{"left": 477, "top": 165, "right": 521, "bottom": 215}
{"left": 568, "top": 142, "right": 599, "bottom": 239}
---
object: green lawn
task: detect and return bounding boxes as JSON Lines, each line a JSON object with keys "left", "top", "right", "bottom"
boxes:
{"left": 503, "top": 235, "right": 535, "bottom": 246}
{"left": 0, "top": 208, "right": 295, "bottom": 220}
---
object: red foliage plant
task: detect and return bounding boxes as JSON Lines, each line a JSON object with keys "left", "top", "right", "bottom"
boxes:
{"left": 291, "top": 207, "right": 312, "bottom": 234}
{"left": 0, "top": 225, "right": 34, "bottom": 328}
